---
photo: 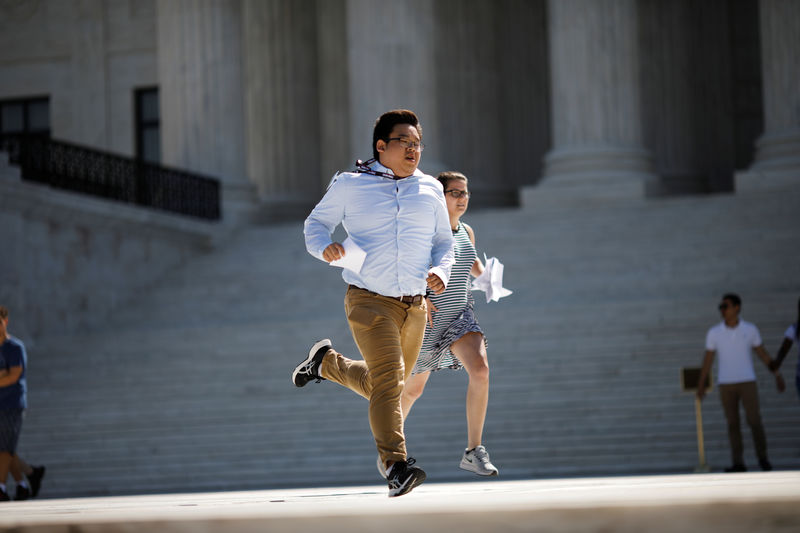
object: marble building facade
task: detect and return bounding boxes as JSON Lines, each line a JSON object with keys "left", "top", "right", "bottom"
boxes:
{"left": 0, "top": 0, "right": 797, "bottom": 215}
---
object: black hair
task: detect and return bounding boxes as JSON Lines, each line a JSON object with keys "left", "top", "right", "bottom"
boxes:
{"left": 372, "top": 109, "right": 422, "bottom": 160}
{"left": 722, "top": 293, "right": 741, "bottom": 308}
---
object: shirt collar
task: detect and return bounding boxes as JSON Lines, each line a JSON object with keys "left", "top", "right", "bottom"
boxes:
{"left": 371, "top": 160, "right": 423, "bottom": 179}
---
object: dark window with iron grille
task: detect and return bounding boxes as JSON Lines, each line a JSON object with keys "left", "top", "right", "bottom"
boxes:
{"left": 0, "top": 96, "right": 50, "bottom": 138}
{"left": 135, "top": 87, "right": 160, "bottom": 164}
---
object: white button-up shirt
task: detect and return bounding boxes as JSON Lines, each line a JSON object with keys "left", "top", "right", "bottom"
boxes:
{"left": 304, "top": 160, "right": 454, "bottom": 297}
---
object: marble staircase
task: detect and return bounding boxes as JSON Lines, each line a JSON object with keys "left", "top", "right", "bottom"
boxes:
{"left": 15, "top": 179, "right": 800, "bottom": 498}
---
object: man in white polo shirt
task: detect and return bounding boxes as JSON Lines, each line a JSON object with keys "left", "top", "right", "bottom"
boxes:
{"left": 697, "top": 293, "right": 784, "bottom": 472}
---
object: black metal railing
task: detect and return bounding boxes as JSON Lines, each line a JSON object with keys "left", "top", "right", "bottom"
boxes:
{"left": 0, "top": 134, "right": 220, "bottom": 221}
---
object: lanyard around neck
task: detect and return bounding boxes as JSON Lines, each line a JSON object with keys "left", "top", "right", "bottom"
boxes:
{"left": 354, "top": 158, "right": 407, "bottom": 180}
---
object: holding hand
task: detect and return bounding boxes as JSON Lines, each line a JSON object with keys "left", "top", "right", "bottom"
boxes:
{"left": 425, "top": 298, "right": 438, "bottom": 327}
{"left": 696, "top": 385, "right": 706, "bottom": 401}
{"left": 776, "top": 372, "right": 786, "bottom": 393}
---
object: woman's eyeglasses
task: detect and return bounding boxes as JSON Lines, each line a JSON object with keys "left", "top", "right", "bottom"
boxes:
{"left": 444, "top": 189, "right": 471, "bottom": 199}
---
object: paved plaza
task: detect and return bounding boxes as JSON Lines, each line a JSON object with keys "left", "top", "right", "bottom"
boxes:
{"left": 2, "top": 472, "right": 799, "bottom": 532}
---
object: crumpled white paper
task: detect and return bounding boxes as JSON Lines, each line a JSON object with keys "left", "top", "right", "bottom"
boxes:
{"left": 471, "top": 254, "right": 512, "bottom": 303}
{"left": 329, "top": 237, "right": 366, "bottom": 274}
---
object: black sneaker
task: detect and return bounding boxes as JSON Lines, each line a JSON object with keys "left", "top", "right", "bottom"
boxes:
{"left": 387, "top": 459, "right": 426, "bottom": 497}
{"left": 14, "top": 485, "right": 30, "bottom": 501}
{"left": 29, "top": 466, "right": 45, "bottom": 498}
{"left": 0, "top": 488, "right": 9, "bottom": 502}
{"left": 724, "top": 463, "right": 747, "bottom": 473}
{"left": 292, "top": 339, "right": 331, "bottom": 387}
{"left": 759, "top": 458, "right": 773, "bottom": 471}
{"left": 378, "top": 455, "right": 420, "bottom": 480}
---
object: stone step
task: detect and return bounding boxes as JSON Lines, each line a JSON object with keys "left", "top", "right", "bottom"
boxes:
{"left": 15, "top": 181, "right": 800, "bottom": 499}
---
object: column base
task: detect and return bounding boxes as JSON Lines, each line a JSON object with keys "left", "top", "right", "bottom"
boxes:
{"left": 521, "top": 145, "right": 655, "bottom": 209}
{"left": 221, "top": 181, "right": 260, "bottom": 227}
{"left": 738, "top": 130, "right": 800, "bottom": 195}
{"left": 751, "top": 130, "right": 800, "bottom": 172}
{"left": 735, "top": 169, "right": 800, "bottom": 194}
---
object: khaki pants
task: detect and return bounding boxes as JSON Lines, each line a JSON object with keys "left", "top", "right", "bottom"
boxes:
{"left": 320, "top": 286, "right": 427, "bottom": 466}
{"left": 719, "top": 381, "right": 768, "bottom": 465}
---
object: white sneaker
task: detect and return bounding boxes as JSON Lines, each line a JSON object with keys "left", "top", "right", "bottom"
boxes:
{"left": 459, "top": 445, "right": 498, "bottom": 476}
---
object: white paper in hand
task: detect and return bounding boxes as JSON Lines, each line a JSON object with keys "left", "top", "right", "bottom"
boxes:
{"left": 471, "top": 254, "right": 512, "bottom": 303}
{"left": 329, "top": 237, "right": 366, "bottom": 274}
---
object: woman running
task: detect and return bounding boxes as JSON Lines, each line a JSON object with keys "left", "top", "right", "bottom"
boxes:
{"left": 401, "top": 171, "right": 498, "bottom": 476}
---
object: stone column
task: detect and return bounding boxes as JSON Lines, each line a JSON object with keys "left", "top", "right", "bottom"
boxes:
{"left": 157, "top": 0, "right": 255, "bottom": 223}
{"left": 71, "top": 0, "right": 108, "bottom": 148}
{"left": 530, "top": 0, "right": 655, "bottom": 205}
{"left": 750, "top": 0, "right": 800, "bottom": 174}
{"left": 344, "top": 0, "right": 446, "bottom": 174}
{"left": 639, "top": 0, "right": 736, "bottom": 196}
{"left": 316, "top": 0, "right": 351, "bottom": 187}
{"left": 431, "top": 0, "right": 503, "bottom": 202}
{"left": 241, "top": 0, "right": 323, "bottom": 221}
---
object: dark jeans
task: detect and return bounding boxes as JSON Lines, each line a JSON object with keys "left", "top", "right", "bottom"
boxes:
{"left": 719, "top": 381, "right": 768, "bottom": 465}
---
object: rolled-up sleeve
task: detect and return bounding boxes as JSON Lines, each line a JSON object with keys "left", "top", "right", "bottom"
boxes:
{"left": 428, "top": 191, "right": 455, "bottom": 288}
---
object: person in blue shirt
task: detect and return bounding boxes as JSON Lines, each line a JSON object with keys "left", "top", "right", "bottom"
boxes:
{"left": 0, "top": 307, "right": 45, "bottom": 502}
{"left": 294, "top": 109, "right": 454, "bottom": 497}
{"left": 0, "top": 305, "right": 29, "bottom": 501}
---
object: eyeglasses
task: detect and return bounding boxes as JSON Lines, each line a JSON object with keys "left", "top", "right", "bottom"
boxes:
{"left": 718, "top": 303, "right": 730, "bottom": 310}
{"left": 444, "top": 189, "right": 471, "bottom": 199}
{"left": 387, "top": 137, "right": 425, "bottom": 152}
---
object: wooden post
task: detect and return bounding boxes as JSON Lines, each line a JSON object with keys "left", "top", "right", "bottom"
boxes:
{"left": 694, "top": 396, "right": 710, "bottom": 473}
{"left": 681, "top": 367, "right": 711, "bottom": 473}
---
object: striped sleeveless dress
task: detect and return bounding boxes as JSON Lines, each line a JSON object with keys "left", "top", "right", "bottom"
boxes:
{"left": 413, "top": 221, "right": 486, "bottom": 374}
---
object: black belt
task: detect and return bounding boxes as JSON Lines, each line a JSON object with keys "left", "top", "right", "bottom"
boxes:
{"left": 348, "top": 285, "right": 424, "bottom": 305}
